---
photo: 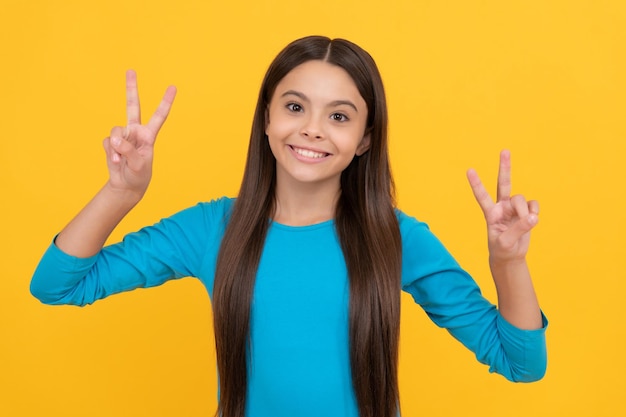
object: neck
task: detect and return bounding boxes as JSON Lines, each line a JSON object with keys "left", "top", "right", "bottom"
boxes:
{"left": 272, "top": 177, "right": 341, "bottom": 226}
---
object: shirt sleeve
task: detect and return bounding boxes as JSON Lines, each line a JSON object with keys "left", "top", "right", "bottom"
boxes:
{"left": 398, "top": 211, "right": 548, "bottom": 382}
{"left": 30, "top": 198, "right": 231, "bottom": 307}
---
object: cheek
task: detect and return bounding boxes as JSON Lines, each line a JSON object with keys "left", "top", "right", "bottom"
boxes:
{"left": 336, "top": 129, "right": 367, "bottom": 152}
{"left": 265, "top": 119, "right": 289, "bottom": 155}
{"left": 266, "top": 112, "right": 297, "bottom": 139}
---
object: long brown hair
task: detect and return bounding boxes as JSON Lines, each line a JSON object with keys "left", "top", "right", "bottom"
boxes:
{"left": 213, "top": 36, "right": 402, "bottom": 417}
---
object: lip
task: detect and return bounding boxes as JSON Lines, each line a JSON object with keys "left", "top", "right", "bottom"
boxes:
{"left": 288, "top": 145, "right": 331, "bottom": 162}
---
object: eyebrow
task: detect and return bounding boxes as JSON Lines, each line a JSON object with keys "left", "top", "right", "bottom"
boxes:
{"left": 281, "top": 90, "right": 359, "bottom": 112}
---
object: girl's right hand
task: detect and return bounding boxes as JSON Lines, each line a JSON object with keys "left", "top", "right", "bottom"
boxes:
{"left": 103, "top": 70, "right": 177, "bottom": 201}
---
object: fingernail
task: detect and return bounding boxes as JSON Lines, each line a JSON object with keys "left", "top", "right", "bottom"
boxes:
{"left": 528, "top": 214, "right": 538, "bottom": 225}
{"left": 112, "top": 137, "right": 121, "bottom": 146}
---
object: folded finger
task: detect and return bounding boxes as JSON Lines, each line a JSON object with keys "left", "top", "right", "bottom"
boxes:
{"left": 110, "top": 129, "right": 141, "bottom": 163}
{"left": 511, "top": 194, "right": 529, "bottom": 219}
{"left": 103, "top": 137, "right": 121, "bottom": 164}
{"left": 499, "top": 214, "right": 537, "bottom": 249}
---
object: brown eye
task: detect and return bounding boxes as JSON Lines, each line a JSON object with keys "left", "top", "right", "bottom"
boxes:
{"left": 331, "top": 113, "right": 348, "bottom": 122}
{"left": 286, "top": 103, "right": 303, "bottom": 112}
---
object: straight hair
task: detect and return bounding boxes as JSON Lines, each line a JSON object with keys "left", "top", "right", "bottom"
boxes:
{"left": 213, "top": 35, "right": 402, "bottom": 417}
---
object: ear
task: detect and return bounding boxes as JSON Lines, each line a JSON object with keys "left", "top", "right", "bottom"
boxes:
{"left": 355, "top": 132, "right": 371, "bottom": 156}
{"left": 264, "top": 107, "right": 270, "bottom": 134}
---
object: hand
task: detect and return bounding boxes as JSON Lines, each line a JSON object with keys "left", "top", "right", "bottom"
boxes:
{"left": 103, "top": 70, "right": 177, "bottom": 199}
{"left": 467, "top": 150, "right": 539, "bottom": 264}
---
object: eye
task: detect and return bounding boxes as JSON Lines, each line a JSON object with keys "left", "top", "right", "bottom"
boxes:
{"left": 331, "top": 113, "right": 349, "bottom": 122}
{"left": 286, "top": 102, "right": 303, "bottom": 112}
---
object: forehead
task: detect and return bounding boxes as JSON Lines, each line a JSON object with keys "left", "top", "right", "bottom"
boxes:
{"left": 273, "top": 60, "right": 365, "bottom": 105}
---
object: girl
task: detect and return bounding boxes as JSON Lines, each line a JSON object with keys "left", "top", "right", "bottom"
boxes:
{"left": 31, "top": 36, "right": 547, "bottom": 417}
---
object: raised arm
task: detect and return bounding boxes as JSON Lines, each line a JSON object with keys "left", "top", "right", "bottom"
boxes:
{"left": 466, "top": 150, "right": 542, "bottom": 330}
{"left": 55, "top": 70, "right": 176, "bottom": 258}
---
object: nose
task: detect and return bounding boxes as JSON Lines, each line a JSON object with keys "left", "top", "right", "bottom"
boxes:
{"left": 300, "top": 115, "right": 324, "bottom": 140}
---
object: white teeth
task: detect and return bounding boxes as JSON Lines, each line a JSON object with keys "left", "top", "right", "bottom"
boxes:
{"left": 293, "top": 147, "right": 327, "bottom": 159}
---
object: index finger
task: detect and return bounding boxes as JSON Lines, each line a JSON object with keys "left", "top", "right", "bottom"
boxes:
{"left": 467, "top": 168, "right": 495, "bottom": 213}
{"left": 497, "top": 149, "right": 512, "bottom": 202}
{"left": 126, "top": 69, "right": 141, "bottom": 126}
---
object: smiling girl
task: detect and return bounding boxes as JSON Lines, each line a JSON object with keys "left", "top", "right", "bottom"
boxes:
{"left": 31, "top": 36, "right": 547, "bottom": 417}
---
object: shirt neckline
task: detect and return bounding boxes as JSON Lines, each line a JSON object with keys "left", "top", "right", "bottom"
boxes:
{"left": 269, "top": 218, "right": 335, "bottom": 231}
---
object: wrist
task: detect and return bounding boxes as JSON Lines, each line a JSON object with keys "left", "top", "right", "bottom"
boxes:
{"left": 489, "top": 256, "right": 528, "bottom": 271}
{"left": 103, "top": 181, "right": 145, "bottom": 207}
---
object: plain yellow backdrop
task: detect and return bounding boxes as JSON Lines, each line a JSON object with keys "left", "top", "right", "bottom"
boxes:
{"left": 2, "top": 0, "right": 625, "bottom": 416}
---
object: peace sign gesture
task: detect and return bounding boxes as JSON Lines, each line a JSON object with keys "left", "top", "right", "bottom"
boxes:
{"left": 467, "top": 150, "right": 539, "bottom": 264}
{"left": 103, "top": 70, "right": 177, "bottom": 199}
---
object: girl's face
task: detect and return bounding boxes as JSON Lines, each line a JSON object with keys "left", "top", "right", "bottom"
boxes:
{"left": 265, "top": 60, "right": 370, "bottom": 192}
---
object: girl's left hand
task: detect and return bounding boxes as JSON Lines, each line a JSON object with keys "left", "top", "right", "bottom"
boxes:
{"left": 466, "top": 150, "right": 539, "bottom": 264}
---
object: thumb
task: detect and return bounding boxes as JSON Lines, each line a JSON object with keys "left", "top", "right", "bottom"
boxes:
{"left": 499, "top": 214, "right": 538, "bottom": 249}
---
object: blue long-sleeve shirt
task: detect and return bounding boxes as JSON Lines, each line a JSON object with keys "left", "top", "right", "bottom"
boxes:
{"left": 31, "top": 197, "right": 547, "bottom": 416}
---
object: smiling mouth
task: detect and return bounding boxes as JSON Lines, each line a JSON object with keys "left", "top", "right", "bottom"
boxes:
{"left": 290, "top": 145, "right": 330, "bottom": 159}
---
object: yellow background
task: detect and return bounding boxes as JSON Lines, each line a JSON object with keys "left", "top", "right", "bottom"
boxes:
{"left": 2, "top": 0, "right": 624, "bottom": 416}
